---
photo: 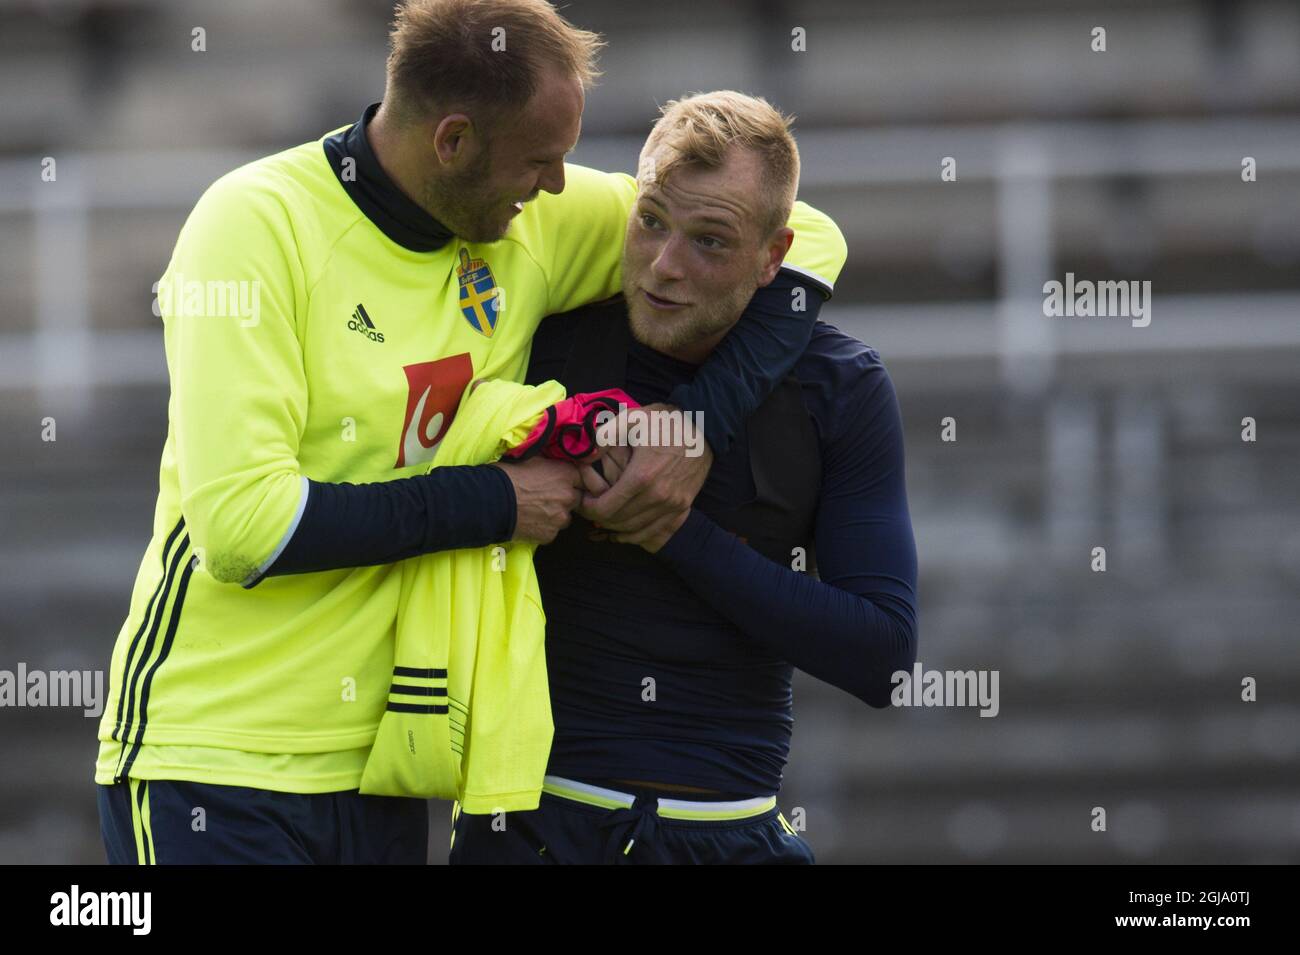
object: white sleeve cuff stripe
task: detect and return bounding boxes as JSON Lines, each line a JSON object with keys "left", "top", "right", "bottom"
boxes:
{"left": 779, "top": 263, "right": 834, "bottom": 298}
{"left": 241, "top": 475, "right": 311, "bottom": 589}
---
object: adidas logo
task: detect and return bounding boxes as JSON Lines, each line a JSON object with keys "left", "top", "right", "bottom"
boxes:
{"left": 347, "top": 303, "right": 385, "bottom": 343}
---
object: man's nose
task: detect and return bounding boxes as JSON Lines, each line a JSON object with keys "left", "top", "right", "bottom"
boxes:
{"left": 537, "top": 159, "right": 566, "bottom": 195}
{"left": 650, "top": 234, "right": 686, "bottom": 282}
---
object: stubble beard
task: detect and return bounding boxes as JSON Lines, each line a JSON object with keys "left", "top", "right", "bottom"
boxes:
{"left": 623, "top": 270, "right": 758, "bottom": 357}
{"left": 422, "top": 154, "right": 507, "bottom": 244}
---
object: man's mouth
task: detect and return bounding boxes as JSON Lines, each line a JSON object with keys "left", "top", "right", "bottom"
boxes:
{"left": 643, "top": 289, "right": 687, "bottom": 310}
{"left": 510, "top": 192, "right": 539, "bottom": 215}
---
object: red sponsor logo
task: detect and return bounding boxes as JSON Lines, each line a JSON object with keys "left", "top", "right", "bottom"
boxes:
{"left": 395, "top": 353, "right": 473, "bottom": 468}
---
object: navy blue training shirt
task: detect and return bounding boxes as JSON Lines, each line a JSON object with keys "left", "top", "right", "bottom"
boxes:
{"left": 527, "top": 313, "right": 919, "bottom": 797}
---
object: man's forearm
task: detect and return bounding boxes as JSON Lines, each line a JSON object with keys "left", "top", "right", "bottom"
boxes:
{"left": 251, "top": 465, "right": 516, "bottom": 586}
{"left": 656, "top": 508, "right": 918, "bottom": 707}
{"left": 668, "top": 272, "right": 822, "bottom": 454}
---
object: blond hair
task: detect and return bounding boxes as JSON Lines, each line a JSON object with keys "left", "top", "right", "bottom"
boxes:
{"left": 385, "top": 0, "right": 604, "bottom": 128}
{"left": 641, "top": 90, "right": 800, "bottom": 235}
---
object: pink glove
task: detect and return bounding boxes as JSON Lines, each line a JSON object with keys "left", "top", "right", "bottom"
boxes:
{"left": 503, "top": 388, "right": 639, "bottom": 463}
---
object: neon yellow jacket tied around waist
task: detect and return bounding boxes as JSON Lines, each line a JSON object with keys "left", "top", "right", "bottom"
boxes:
{"left": 359, "top": 377, "right": 566, "bottom": 812}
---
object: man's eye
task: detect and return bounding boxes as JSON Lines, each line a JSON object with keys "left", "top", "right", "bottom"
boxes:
{"left": 640, "top": 213, "right": 662, "bottom": 230}
{"left": 696, "top": 235, "right": 723, "bottom": 250}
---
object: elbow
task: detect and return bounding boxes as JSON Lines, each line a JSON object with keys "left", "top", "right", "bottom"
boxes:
{"left": 183, "top": 474, "right": 307, "bottom": 586}
{"left": 213, "top": 558, "right": 265, "bottom": 587}
{"left": 859, "top": 613, "right": 919, "bottom": 710}
{"left": 190, "top": 535, "right": 272, "bottom": 586}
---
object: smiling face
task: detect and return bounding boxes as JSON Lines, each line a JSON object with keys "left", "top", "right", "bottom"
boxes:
{"left": 622, "top": 143, "right": 792, "bottom": 363}
{"left": 425, "top": 67, "right": 584, "bottom": 242}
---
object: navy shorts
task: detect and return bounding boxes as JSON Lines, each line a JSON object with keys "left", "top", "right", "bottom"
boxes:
{"left": 97, "top": 778, "right": 428, "bottom": 864}
{"left": 448, "top": 777, "right": 814, "bottom": 865}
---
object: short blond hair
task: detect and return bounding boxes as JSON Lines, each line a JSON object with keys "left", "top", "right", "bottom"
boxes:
{"left": 641, "top": 90, "right": 800, "bottom": 235}
{"left": 386, "top": 0, "right": 604, "bottom": 128}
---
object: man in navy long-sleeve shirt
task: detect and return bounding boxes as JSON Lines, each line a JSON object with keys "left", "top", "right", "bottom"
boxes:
{"left": 449, "top": 91, "right": 918, "bottom": 865}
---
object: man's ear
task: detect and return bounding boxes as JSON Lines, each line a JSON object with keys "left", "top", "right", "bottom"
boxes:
{"left": 432, "top": 113, "right": 478, "bottom": 167}
{"left": 758, "top": 226, "right": 795, "bottom": 287}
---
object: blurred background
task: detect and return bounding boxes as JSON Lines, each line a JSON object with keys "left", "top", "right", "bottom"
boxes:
{"left": 1, "top": 0, "right": 1298, "bottom": 864}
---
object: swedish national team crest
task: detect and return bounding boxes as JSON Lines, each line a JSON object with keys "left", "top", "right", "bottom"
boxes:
{"left": 457, "top": 248, "right": 499, "bottom": 337}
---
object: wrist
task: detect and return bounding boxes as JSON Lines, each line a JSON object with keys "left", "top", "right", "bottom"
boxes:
{"left": 654, "top": 507, "right": 707, "bottom": 561}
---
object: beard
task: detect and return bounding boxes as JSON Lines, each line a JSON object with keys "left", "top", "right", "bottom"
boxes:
{"left": 422, "top": 152, "right": 512, "bottom": 244}
{"left": 623, "top": 270, "right": 758, "bottom": 358}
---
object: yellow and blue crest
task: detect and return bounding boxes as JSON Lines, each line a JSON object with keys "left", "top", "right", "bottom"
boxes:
{"left": 457, "top": 248, "right": 499, "bottom": 337}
